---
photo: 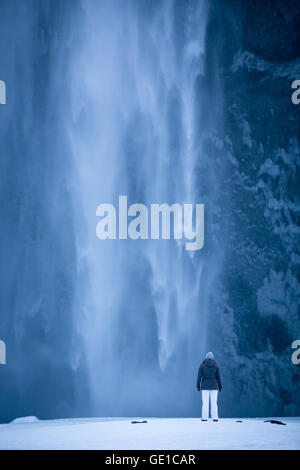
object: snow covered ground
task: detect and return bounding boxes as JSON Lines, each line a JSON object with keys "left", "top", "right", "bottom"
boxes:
{"left": 0, "top": 417, "right": 299, "bottom": 450}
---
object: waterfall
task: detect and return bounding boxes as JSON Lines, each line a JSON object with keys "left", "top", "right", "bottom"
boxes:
{"left": 0, "top": 0, "right": 90, "bottom": 421}
{"left": 70, "top": 0, "right": 221, "bottom": 417}
{"left": 0, "top": 0, "right": 222, "bottom": 421}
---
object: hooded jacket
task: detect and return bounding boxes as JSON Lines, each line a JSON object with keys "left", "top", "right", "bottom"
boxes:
{"left": 197, "top": 358, "right": 222, "bottom": 391}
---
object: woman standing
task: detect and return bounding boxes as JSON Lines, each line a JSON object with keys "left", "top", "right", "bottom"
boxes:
{"left": 197, "top": 352, "right": 222, "bottom": 421}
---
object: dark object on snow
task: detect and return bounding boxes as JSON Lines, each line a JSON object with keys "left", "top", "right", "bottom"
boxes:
{"left": 236, "top": 420, "right": 243, "bottom": 423}
{"left": 264, "top": 420, "right": 287, "bottom": 425}
{"left": 131, "top": 420, "right": 148, "bottom": 424}
{"left": 197, "top": 358, "right": 222, "bottom": 391}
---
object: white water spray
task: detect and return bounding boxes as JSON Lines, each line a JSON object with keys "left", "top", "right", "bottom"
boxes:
{"left": 70, "top": 0, "right": 220, "bottom": 416}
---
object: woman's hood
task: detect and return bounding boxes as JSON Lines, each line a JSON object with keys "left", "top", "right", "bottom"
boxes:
{"left": 204, "top": 358, "right": 217, "bottom": 367}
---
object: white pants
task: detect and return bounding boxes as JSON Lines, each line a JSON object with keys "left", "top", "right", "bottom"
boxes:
{"left": 202, "top": 390, "right": 219, "bottom": 420}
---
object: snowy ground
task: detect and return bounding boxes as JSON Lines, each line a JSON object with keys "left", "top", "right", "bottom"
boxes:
{"left": 0, "top": 417, "right": 299, "bottom": 450}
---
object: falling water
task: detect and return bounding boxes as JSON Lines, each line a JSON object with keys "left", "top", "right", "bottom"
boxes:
{"left": 0, "top": 0, "right": 222, "bottom": 421}
{"left": 70, "top": 0, "right": 221, "bottom": 417}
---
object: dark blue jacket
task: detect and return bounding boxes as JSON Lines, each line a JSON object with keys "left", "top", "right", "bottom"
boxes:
{"left": 197, "top": 358, "right": 222, "bottom": 391}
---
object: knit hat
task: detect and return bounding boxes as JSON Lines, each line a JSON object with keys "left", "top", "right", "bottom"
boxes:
{"left": 205, "top": 351, "right": 214, "bottom": 359}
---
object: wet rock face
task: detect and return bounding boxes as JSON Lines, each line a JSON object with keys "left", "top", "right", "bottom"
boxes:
{"left": 242, "top": 0, "right": 300, "bottom": 63}
{"left": 209, "top": 0, "right": 300, "bottom": 66}
{"left": 206, "top": 0, "right": 300, "bottom": 416}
